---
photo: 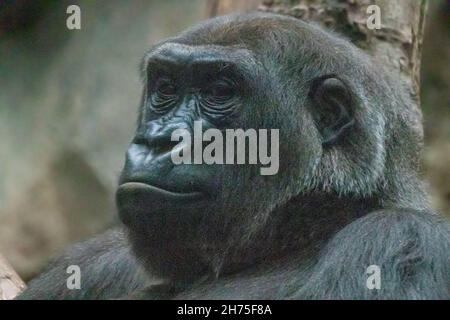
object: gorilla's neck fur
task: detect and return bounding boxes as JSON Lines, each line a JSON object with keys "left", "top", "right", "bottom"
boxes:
{"left": 209, "top": 192, "right": 380, "bottom": 278}
{"left": 130, "top": 191, "right": 380, "bottom": 288}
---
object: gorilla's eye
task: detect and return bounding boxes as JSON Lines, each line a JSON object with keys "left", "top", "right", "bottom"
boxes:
{"left": 203, "top": 79, "right": 236, "bottom": 102}
{"left": 155, "top": 78, "right": 177, "bottom": 97}
{"left": 150, "top": 77, "right": 178, "bottom": 113}
{"left": 199, "top": 78, "right": 239, "bottom": 121}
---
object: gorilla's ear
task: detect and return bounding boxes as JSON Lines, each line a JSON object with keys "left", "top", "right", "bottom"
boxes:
{"left": 309, "top": 76, "right": 354, "bottom": 146}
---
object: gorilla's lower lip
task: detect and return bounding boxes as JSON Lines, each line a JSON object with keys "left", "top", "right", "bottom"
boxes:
{"left": 116, "top": 182, "right": 205, "bottom": 225}
{"left": 117, "top": 182, "right": 203, "bottom": 200}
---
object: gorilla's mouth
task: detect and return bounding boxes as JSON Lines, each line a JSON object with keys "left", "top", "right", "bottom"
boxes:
{"left": 117, "top": 182, "right": 203, "bottom": 202}
{"left": 116, "top": 182, "right": 205, "bottom": 226}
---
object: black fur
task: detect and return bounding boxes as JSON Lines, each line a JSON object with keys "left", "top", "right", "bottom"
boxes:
{"left": 18, "top": 229, "right": 148, "bottom": 299}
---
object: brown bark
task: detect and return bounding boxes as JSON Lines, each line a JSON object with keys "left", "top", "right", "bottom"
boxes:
{"left": 206, "top": 0, "right": 262, "bottom": 17}
{"left": 207, "top": 0, "right": 428, "bottom": 105}
{"left": 0, "top": 254, "right": 25, "bottom": 300}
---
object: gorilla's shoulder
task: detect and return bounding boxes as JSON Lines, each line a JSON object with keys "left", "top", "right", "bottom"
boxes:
{"left": 17, "top": 228, "right": 149, "bottom": 300}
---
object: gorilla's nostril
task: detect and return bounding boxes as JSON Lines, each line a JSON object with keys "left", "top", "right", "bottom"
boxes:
{"left": 154, "top": 143, "right": 175, "bottom": 156}
{"left": 132, "top": 135, "right": 148, "bottom": 146}
{"left": 145, "top": 125, "right": 185, "bottom": 156}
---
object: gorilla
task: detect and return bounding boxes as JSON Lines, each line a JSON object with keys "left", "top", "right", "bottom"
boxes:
{"left": 18, "top": 12, "right": 450, "bottom": 300}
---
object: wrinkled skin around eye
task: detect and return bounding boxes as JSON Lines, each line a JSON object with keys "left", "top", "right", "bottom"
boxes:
{"left": 150, "top": 77, "right": 178, "bottom": 113}
{"left": 200, "top": 79, "right": 240, "bottom": 118}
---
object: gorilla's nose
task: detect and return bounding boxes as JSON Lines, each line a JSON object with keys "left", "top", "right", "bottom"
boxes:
{"left": 143, "top": 120, "right": 188, "bottom": 156}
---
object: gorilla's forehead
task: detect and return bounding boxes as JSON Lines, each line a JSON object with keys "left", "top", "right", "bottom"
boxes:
{"left": 176, "top": 12, "right": 327, "bottom": 48}
{"left": 142, "top": 12, "right": 368, "bottom": 89}
{"left": 165, "top": 12, "right": 356, "bottom": 68}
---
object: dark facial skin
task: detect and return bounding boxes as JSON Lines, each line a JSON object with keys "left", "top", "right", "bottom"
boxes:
{"left": 118, "top": 43, "right": 252, "bottom": 201}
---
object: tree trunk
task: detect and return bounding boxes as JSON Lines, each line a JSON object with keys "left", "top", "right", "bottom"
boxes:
{"left": 207, "top": 0, "right": 428, "bottom": 106}
{"left": 0, "top": 254, "right": 25, "bottom": 300}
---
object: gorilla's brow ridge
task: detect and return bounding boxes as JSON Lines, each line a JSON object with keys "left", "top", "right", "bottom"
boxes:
{"left": 140, "top": 42, "right": 257, "bottom": 80}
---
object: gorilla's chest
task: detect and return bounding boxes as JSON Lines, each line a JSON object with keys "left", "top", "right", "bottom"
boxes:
{"left": 171, "top": 265, "right": 300, "bottom": 299}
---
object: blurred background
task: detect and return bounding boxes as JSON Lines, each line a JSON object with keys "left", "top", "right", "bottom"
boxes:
{"left": 0, "top": 0, "right": 448, "bottom": 281}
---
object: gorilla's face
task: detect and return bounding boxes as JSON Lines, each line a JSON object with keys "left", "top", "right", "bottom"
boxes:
{"left": 117, "top": 42, "right": 262, "bottom": 232}
{"left": 116, "top": 40, "right": 274, "bottom": 276}
{"left": 115, "top": 13, "right": 358, "bottom": 280}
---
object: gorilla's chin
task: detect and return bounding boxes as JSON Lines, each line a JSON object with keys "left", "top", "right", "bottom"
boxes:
{"left": 117, "top": 182, "right": 221, "bottom": 281}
